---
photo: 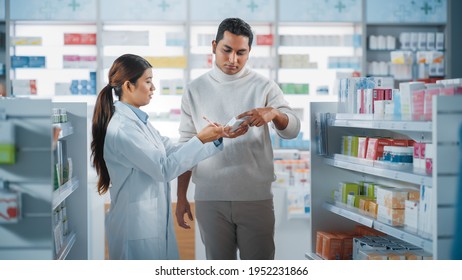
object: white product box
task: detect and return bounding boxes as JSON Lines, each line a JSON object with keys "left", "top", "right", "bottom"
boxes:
{"left": 436, "top": 32, "right": 445, "bottom": 50}
{"left": 426, "top": 32, "right": 435, "bottom": 50}
{"left": 0, "top": 190, "right": 20, "bottom": 223}
{"left": 399, "top": 81, "right": 425, "bottom": 120}
{"left": 418, "top": 32, "right": 427, "bottom": 50}
{"left": 55, "top": 83, "right": 72, "bottom": 95}
{"left": 376, "top": 186, "right": 408, "bottom": 209}
{"left": 102, "top": 30, "right": 149, "bottom": 46}
{"left": 377, "top": 204, "right": 404, "bottom": 226}
{"left": 418, "top": 185, "right": 433, "bottom": 239}
{"left": 404, "top": 200, "right": 419, "bottom": 234}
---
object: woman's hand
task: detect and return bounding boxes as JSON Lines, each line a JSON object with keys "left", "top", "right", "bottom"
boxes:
{"left": 197, "top": 123, "right": 229, "bottom": 143}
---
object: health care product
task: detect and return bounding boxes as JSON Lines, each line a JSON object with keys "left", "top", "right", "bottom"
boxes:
{"left": 0, "top": 122, "right": 15, "bottom": 164}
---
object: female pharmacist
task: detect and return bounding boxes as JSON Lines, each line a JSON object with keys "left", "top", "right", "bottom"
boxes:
{"left": 91, "top": 54, "right": 229, "bottom": 260}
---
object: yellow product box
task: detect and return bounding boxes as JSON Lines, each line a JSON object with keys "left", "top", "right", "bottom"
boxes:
{"left": 365, "top": 200, "right": 378, "bottom": 218}
{"left": 377, "top": 205, "right": 405, "bottom": 226}
{"left": 145, "top": 56, "right": 187, "bottom": 68}
{"left": 11, "top": 36, "right": 42, "bottom": 45}
{"left": 376, "top": 186, "right": 408, "bottom": 209}
{"left": 358, "top": 197, "right": 375, "bottom": 212}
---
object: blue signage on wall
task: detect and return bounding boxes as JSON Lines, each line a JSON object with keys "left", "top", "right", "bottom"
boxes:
{"left": 366, "top": 0, "right": 447, "bottom": 23}
{"left": 279, "top": 0, "right": 362, "bottom": 22}
{"left": 10, "top": 0, "right": 97, "bottom": 21}
{"left": 101, "top": 0, "right": 186, "bottom": 21}
{"left": 190, "top": 0, "right": 275, "bottom": 22}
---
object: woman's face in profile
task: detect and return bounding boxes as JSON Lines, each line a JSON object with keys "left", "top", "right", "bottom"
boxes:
{"left": 126, "top": 68, "right": 155, "bottom": 108}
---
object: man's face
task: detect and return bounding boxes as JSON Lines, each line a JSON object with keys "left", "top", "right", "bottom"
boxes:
{"left": 212, "top": 31, "right": 251, "bottom": 75}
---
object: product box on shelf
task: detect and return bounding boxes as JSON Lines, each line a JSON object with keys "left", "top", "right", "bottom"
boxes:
{"left": 11, "top": 36, "right": 42, "bottom": 45}
{"left": 399, "top": 82, "right": 425, "bottom": 121}
{"left": 0, "top": 188, "right": 21, "bottom": 223}
{"left": 376, "top": 186, "right": 408, "bottom": 209}
{"left": 12, "top": 79, "right": 37, "bottom": 95}
{"left": 404, "top": 200, "right": 419, "bottom": 234}
{"left": 0, "top": 122, "right": 15, "bottom": 164}
{"left": 64, "top": 33, "right": 96, "bottom": 45}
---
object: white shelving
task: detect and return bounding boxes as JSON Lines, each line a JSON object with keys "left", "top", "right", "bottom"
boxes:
{"left": 309, "top": 95, "right": 462, "bottom": 259}
{"left": 333, "top": 114, "right": 432, "bottom": 132}
{"left": 323, "top": 201, "right": 432, "bottom": 252}
{"left": 0, "top": 99, "right": 88, "bottom": 260}
{"left": 326, "top": 154, "right": 432, "bottom": 186}
{"left": 52, "top": 177, "right": 79, "bottom": 210}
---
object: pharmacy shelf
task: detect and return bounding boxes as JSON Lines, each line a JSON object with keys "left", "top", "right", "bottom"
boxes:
{"left": 54, "top": 122, "right": 74, "bottom": 139}
{"left": 332, "top": 114, "right": 432, "bottom": 132}
{"left": 56, "top": 231, "right": 76, "bottom": 260}
{"left": 52, "top": 177, "right": 79, "bottom": 210}
{"left": 322, "top": 201, "right": 374, "bottom": 227}
{"left": 323, "top": 201, "right": 433, "bottom": 252}
{"left": 325, "top": 154, "right": 432, "bottom": 186}
{"left": 373, "top": 221, "right": 432, "bottom": 252}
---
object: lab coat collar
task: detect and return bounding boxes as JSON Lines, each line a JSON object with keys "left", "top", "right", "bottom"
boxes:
{"left": 123, "top": 102, "right": 149, "bottom": 125}
{"left": 114, "top": 101, "right": 164, "bottom": 153}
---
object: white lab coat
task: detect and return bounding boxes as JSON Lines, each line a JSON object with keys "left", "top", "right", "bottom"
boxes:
{"left": 103, "top": 101, "right": 222, "bottom": 260}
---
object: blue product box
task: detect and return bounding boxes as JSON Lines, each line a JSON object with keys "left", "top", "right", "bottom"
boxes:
{"left": 28, "top": 56, "right": 46, "bottom": 68}
{"left": 80, "top": 87, "right": 88, "bottom": 95}
{"left": 11, "top": 56, "right": 29, "bottom": 68}
{"left": 80, "top": 80, "right": 88, "bottom": 87}
{"left": 71, "top": 80, "right": 79, "bottom": 87}
{"left": 70, "top": 86, "right": 79, "bottom": 95}
{"left": 89, "top": 71, "right": 96, "bottom": 80}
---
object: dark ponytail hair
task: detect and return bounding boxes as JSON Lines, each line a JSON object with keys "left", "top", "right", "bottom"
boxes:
{"left": 91, "top": 54, "right": 152, "bottom": 195}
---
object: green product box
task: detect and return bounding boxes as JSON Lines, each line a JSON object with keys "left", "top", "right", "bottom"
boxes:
{"left": 293, "top": 83, "right": 309, "bottom": 94}
{"left": 0, "top": 144, "right": 16, "bottom": 164}
{"left": 339, "top": 182, "right": 360, "bottom": 204}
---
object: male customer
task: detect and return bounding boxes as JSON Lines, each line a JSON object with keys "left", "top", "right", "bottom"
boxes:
{"left": 176, "top": 18, "right": 300, "bottom": 260}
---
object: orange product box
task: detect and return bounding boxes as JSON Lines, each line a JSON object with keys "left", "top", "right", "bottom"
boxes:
{"left": 334, "top": 233, "right": 356, "bottom": 260}
{"left": 321, "top": 233, "right": 343, "bottom": 260}
{"left": 316, "top": 231, "right": 329, "bottom": 256}
{"left": 359, "top": 198, "right": 375, "bottom": 212}
{"left": 366, "top": 200, "right": 378, "bottom": 218}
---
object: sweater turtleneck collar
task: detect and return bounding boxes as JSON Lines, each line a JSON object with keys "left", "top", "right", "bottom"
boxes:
{"left": 210, "top": 63, "right": 250, "bottom": 83}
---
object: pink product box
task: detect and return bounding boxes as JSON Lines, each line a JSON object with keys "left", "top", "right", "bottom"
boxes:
{"left": 423, "top": 88, "right": 440, "bottom": 121}
{"left": 440, "top": 86, "right": 462, "bottom": 96}
{"left": 411, "top": 89, "right": 426, "bottom": 121}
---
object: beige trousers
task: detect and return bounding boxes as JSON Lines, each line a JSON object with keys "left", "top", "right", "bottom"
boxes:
{"left": 195, "top": 199, "right": 275, "bottom": 260}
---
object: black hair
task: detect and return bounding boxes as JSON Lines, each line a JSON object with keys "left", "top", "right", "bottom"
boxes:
{"left": 215, "top": 18, "right": 253, "bottom": 48}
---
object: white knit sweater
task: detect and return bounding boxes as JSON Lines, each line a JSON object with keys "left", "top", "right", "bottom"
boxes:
{"left": 179, "top": 65, "right": 301, "bottom": 201}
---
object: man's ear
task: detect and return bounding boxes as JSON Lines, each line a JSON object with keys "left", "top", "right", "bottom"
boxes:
{"left": 212, "top": 40, "right": 217, "bottom": 54}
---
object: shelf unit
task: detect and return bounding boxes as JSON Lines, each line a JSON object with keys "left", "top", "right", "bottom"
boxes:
{"left": 364, "top": 0, "right": 448, "bottom": 84}
{"left": 0, "top": 99, "right": 88, "bottom": 260}
{"left": 309, "top": 95, "right": 462, "bottom": 259}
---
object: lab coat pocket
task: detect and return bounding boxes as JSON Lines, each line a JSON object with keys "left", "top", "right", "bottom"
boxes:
{"left": 128, "top": 199, "right": 159, "bottom": 240}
